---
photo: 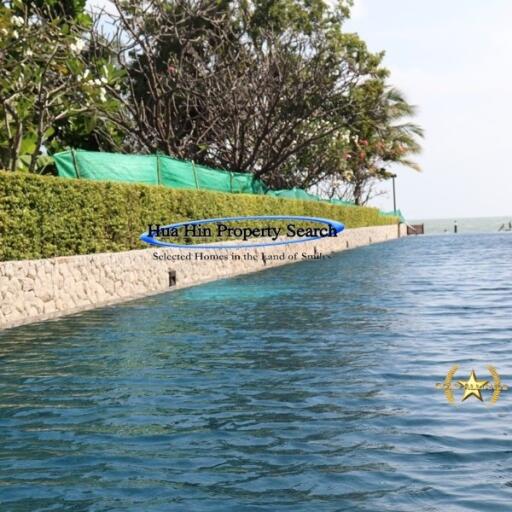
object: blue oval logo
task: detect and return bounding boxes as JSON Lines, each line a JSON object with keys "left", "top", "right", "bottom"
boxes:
{"left": 140, "top": 215, "right": 344, "bottom": 249}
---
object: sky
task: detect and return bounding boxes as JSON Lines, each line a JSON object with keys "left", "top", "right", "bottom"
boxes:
{"left": 346, "top": 0, "right": 512, "bottom": 219}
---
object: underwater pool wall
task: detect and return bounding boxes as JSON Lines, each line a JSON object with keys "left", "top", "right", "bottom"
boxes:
{"left": 0, "top": 224, "right": 406, "bottom": 330}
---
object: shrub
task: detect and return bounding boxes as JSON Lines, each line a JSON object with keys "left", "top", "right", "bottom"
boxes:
{"left": 0, "top": 171, "right": 397, "bottom": 261}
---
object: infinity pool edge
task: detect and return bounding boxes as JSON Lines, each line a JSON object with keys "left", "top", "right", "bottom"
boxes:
{"left": 0, "top": 224, "right": 405, "bottom": 331}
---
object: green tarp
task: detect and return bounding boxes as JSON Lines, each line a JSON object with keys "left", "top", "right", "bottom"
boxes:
{"left": 267, "top": 188, "right": 321, "bottom": 202}
{"left": 159, "top": 156, "right": 198, "bottom": 189}
{"left": 231, "top": 171, "right": 267, "bottom": 194}
{"left": 55, "top": 150, "right": 159, "bottom": 185}
{"left": 54, "top": 149, "right": 403, "bottom": 219}
{"left": 55, "top": 150, "right": 267, "bottom": 194}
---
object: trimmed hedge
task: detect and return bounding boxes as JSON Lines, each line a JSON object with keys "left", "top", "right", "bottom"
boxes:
{"left": 0, "top": 171, "right": 398, "bottom": 261}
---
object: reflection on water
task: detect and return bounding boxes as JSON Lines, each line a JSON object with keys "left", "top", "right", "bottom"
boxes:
{"left": 1, "top": 234, "right": 512, "bottom": 511}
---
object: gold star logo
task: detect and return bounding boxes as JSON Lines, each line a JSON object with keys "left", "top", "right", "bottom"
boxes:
{"left": 458, "top": 370, "right": 488, "bottom": 402}
{"left": 436, "top": 365, "right": 509, "bottom": 405}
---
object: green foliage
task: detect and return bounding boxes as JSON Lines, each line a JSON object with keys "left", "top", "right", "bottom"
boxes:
{"left": 16, "top": 0, "right": 88, "bottom": 20}
{"left": 246, "top": 0, "right": 351, "bottom": 38}
{"left": 107, "top": 0, "right": 391, "bottom": 188}
{"left": 339, "top": 81, "right": 424, "bottom": 204}
{"left": 0, "top": 171, "right": 397, "bottom": 261}
{"left": 0, "top": 3, "right": 122, "bottom": 172}
{"left": 0, "top": 0, "right": 423, "bottom": 206}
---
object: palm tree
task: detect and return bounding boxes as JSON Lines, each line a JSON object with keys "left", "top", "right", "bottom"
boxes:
{"left": 344, "top": 83, "right": 424, "bottom": 205}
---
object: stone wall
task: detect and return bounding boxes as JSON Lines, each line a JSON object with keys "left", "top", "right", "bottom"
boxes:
{"left": 0, "top": 224, "right": 406, "bottom": 330}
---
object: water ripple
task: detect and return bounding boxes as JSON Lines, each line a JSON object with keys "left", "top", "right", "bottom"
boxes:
{"left": 1, "top": 234, "right": 512, "bottom": 511}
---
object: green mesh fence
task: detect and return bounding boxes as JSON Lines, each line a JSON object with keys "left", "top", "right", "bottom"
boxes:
{"left": 159, "top": 156, "right": 196, "bottom": 189}
{"left": 266, "top": 188, "right": 321, "bottom": 201}
{"left": 54, "top": 150, "right": 159, "bottom": 185}
{"left": 55, "top": 150, "right": 267, "bottom": 195}
{"left": 54, "top": 149, "right": 403, "bottom": 220}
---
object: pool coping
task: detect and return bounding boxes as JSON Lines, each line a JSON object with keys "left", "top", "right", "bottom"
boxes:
{"left": 0, "top": 224, "right": 405, "bottom": 331}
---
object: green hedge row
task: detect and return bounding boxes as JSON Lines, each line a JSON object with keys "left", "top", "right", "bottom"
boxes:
{"left": 0, "top": 171, "right": 398, "bottom": 261}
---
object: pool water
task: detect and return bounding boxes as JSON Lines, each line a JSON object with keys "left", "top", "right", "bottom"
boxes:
{"left": 1, "top": 234, "right": 512, "bottom": 511}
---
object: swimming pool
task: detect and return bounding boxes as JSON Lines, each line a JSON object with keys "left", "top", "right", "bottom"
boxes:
{"left": 1, "top": 234, "right": 511, "bottom": 511}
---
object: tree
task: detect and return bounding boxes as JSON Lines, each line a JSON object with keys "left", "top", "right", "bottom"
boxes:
{"left": 0, "top": 0, "right": 423, "bottom": 201}
{"left": 17, "top": 0, "right": 87, "bottom": 19}
{"left": 0, "top": 3, "right": 121, "bottom": 172}
{"left": 92, "top": 0, "right": 385, "bottom": 187}
{"left": 341, "top": 81, "right": 423, "bottom": 204}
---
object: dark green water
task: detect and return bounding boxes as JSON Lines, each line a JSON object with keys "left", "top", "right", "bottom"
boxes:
{"left": 1, "top": 234, "right": 512, "bottom": 511}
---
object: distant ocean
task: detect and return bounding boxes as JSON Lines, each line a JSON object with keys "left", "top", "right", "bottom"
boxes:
{"left": 410, "top": 216, "right": 512, "bottom": 235}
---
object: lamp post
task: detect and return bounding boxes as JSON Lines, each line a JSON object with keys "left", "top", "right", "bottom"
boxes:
{"left": 390, "top": 173, "right": 400, "bottom": 237}
{"left": 391, "top": 173, "right": 397, "bottom": 214}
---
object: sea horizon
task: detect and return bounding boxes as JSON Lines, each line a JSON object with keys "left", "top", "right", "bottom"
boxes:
{"left": 409, "top": 215, "right": 512, "bottom": 235}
